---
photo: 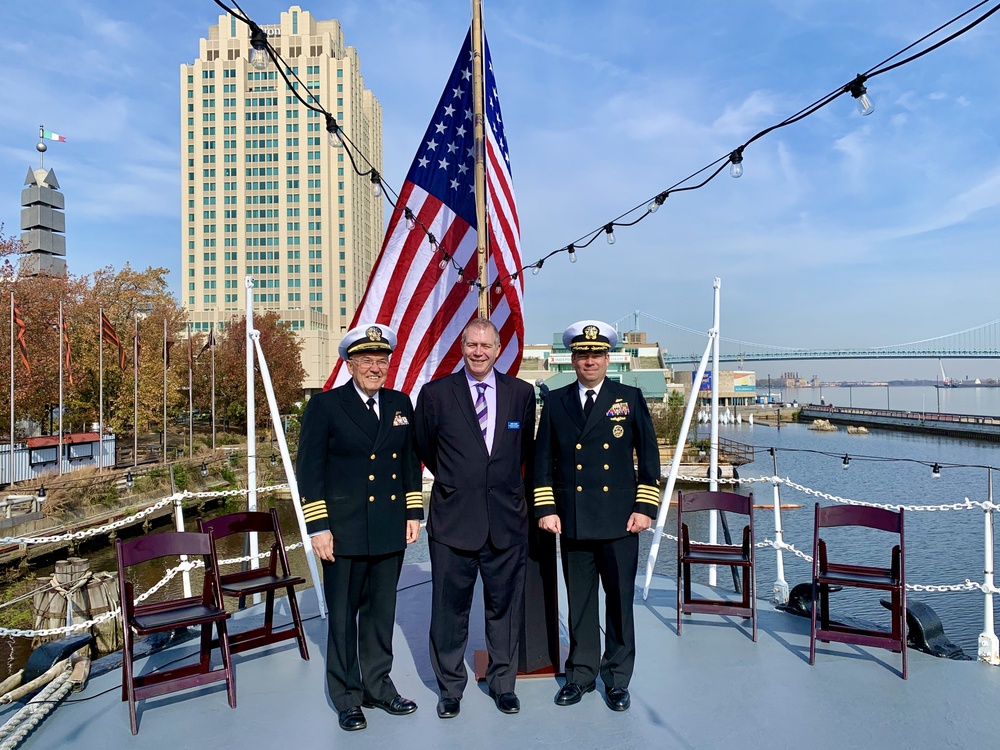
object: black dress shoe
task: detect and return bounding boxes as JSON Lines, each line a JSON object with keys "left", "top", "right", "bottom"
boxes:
{"left": 490, "top": 691, "right": 520, "bottom": 714}
{"left": 554, "top": 682, "right": 595, "bottom": 706}
{"left": 361, "top": 695, "right": 417, "bottom": 715}
{"left": 605, "top": 687, "right": 631, "bottom": 712}
{"left": 338, "top": 706, "right": 367, "bottom": 731}
{"left": 436, "top": 697, "right": 461, "bottom": 719}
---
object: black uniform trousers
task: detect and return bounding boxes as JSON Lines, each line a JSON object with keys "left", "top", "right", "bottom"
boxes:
{"left": 428, "top": 536, "right": 526, "bottom": 699}
{"left": 560, "top": 533, "right": 638, "bottom": 690}
{"left": 322, "top": 551, "right": 404, "bottom": 712}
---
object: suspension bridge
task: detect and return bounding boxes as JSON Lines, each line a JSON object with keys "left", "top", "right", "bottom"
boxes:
{"left": 613, "top": 311, "right": 1000, "bottom": 366}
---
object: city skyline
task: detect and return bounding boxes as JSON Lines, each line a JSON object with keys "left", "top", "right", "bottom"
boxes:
{"left": 3, "top": 1, "right": 999, "bottom": 383}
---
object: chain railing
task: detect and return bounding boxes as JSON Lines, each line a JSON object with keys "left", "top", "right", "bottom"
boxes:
{"left": 663, "top": 472, "right": 1000, "bottom": 664}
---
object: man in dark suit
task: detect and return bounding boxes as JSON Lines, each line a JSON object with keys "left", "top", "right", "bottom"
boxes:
{"left": 296, "top": 324, "right": 424, "bottom": 732}
{"left": 414, "top": 317, "right": 536, "bottom": 719}
{"left": 534, "top": 320, "right": 661, "bottom": 712}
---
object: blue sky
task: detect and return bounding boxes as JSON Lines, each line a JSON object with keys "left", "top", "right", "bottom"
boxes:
{"left": 3, "top": 1, "right": 999, "bottom": 380}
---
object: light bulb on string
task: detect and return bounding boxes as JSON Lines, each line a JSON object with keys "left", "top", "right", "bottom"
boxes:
{"left": 249, "top": 25, "right": 270, "bottom": 71}
{"left": 848, "top": 74, "right": 875, "bottom": 116}
{"left": 729, "top": 148, "right": 744, "bottom": 178}
{"left": 603, "top": 224, "right": 616, "bottom": 245}
{"left": 931, "top": 463, "right": 942, "bottom": 478}
{"left": 649, "top": 192, "right": 667, "bottom": 213}
{"left": 532, "top": 260, "right": 544, "bottom": 276}
{"left": 325, "top": 114, "right": 344, "bottom": 149}
{"left": 404, "top": 208, "right": 416, "bottom": 231}
{"left": 438, "top": 253, "right": 450, "bottom": 271}
{"left": 494, "top": 281, "right": 503, "bottom": 295}
{"left": 568, "top": 244, "right": 577, "bottom": 263}
{"left": 842, "top": 454, "right": 850, "bottom": 470}
{"left": 370, "top": 171, "right": 382, "bottom": 199}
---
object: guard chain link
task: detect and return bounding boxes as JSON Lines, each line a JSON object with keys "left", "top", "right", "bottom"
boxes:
{"left": 0, "top": 484, "right": 291, "bottom": 546}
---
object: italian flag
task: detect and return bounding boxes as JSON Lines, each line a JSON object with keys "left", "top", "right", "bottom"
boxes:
{"left": 42, "top": 130, "right": 66, "bottom": 143}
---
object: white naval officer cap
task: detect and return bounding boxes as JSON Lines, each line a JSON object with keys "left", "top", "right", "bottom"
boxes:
{"left": 562, "top": 320, "right": 617, "bottom": 352}
{"left": 338, "top": 323, "right": 397, "bottom": 360}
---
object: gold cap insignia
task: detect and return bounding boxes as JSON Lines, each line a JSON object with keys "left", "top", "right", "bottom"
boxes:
{"left": 366, "top": 326, "right": 383, "bottom": 342}
{"left": 584, "top": 325, "right": 599, "bottom": 341}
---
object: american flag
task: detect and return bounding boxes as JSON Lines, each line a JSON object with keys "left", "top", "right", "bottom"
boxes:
{"left": 324, "top": 28, "right": 523, "bottom": 396}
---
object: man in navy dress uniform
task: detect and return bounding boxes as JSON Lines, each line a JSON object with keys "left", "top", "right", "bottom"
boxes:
{"left": 534, "top": 320, "right": 661, "bottom": 712}
{"left": 296, "top": 324, "right": 424, "bottom": 731}
{"left": 414, "top": 317, "right": 536, "bottom": 719}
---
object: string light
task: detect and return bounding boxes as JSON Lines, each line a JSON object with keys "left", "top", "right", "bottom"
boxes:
{"left": 842, "top": 454, "right": 850, "bottom": 469}
{"left": 648, "top": 192, "right": 667, "bottom": 213}
{"left": 932, "top": 463, "right": 942, "bottom": 478}
{"left": 249, "top": 24, "right": 269, "bottom": 70}
{"left": 568, "top": 244, "right": 577, "bottom": 263}
{"left": 494, "top": 281, "right": 503, "bottom": 294}
{"left": 847, "top": 74, "right": 875, "bottom": 116}
{"left": 729, "top": 148, "right": 744, "bottom": 179}
{"left": 216, "top": 0, "right": 999, "bottom": 292}
{"left": 370, "top": 170, "right": 382, "bottom": 198}
{"left": 438, "top": 252, "right": 450, "bottom": 271}
{"left": 201, "top": 461, "right": 208, "bottom": 477}
{"left": 404, "top": 208, "right": 416, "bottom": 231}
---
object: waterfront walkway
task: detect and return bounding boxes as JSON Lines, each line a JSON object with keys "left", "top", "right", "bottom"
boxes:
{"left": 8, "top": 562, "right": 999, "bottom": 750}
{"left": 800, "top": 403, "right": 1000, "bottom": 441}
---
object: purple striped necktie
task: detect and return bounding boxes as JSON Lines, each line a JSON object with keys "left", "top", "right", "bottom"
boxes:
{"left": 475, "top": 383, "right": 488, "bottom": 440}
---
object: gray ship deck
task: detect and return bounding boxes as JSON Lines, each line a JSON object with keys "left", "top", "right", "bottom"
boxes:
{"left": 8, "top": 563, "right": 998, "bottom": 749}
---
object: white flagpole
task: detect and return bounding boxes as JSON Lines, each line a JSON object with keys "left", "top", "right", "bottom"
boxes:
{"left": 245, "top": 276, "right": 259, "bottom": 589}
{"left": 98, "top": 307, "right": 104, "bottom": 471}
{"left": 708, "top": 278, "right": 721, "bottom": 586}
{"left": 188, "top": 333, "right": 193, "bottom": 458}
{"left": 133, "top": 311, "right": 138, "bottom": 468}
{"left": 9, "top": 293, "right": 14, "bottom": 485}
{"left": 58, "top": 300, "right": 64, "bottom": 476}
{"left": 211, "top": 324, "right": 216, "bottom": 452}
{"left": 163, "top": 317, "right": 168, "bottom": 464}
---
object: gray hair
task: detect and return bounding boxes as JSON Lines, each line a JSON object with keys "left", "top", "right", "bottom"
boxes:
{"left": 461, "top": 317, "right": 500, "bottom": 347}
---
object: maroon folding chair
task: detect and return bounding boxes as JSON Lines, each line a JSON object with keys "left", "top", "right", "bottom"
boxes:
{"left": 198, "top": 509, "right": 309, "bottom": 660}
{"left": 117, "top": 531, "right": 236, "bottom": 735}
{"left": 809, "top": 503, "right": 907, "bottom": 679}
{"left": 677, "top": 490, "right": 756, "bottom": 641}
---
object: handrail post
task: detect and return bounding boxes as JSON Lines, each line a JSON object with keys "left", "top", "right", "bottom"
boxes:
{"left": 979, "top": 467, "right": 999, "bottom": 664}
{"left": 172, "top": 490, "right": 193, "bottom": 598}
{"left": 770, "top": 448, "right": 788, "bottom": 604}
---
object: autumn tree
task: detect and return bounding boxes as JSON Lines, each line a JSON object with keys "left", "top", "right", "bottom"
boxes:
{"left": 194, "top": 312, "right": 305, "bottom": 429}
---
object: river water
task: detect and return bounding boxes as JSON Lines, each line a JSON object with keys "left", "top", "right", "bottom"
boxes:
{"left": 3, "top": 385, "right": 1000, "bottom": 681}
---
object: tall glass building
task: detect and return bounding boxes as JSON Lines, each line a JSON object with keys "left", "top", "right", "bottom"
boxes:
{"left": 181, "top": 5, "right": 383, "bottom": 391}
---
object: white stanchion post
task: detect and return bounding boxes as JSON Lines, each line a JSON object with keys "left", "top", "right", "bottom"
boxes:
{"left": 642, "top": 331, "right": 716, "bottom": 599}
{"left": 769, "top": 448, "right": 788, "bottom": 604}
{"left": 250, "top": 332, "right": 327, "bottom": 618}
{"left": 245, "top": 276, "right": 260, "bottom": 605}
{"left": 708, "top": 278, "right": 721, "bottom": 586}
{"left": 173, "top": 494, "right": 193, "bottom": 598}
{"left": 979, "top": 467, "right": 999, "bottom": 664}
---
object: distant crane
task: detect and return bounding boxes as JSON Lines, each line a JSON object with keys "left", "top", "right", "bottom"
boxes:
{"left": 938, "top": 359, "right": 958, "bottom": 387}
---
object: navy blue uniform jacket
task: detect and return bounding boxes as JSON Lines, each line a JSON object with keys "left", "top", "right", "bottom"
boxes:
{"left": 414, "top": 370, "right": 535, "bottom": 551}
{"left": 533, "top": 379, "right": 660, "bottom": 540}
{"left": 295, "top": 384, "right": 423, "bottom": 557}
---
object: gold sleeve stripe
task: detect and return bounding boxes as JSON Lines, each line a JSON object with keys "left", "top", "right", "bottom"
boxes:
{"left": 636, "top": 497, "right": 660, "bottom": 507}
{"left": 535, "top": 499, "right": 556, "bottom": 507}
{"left": 304, "top": 509, "right": 328, "bottom": 521}
{"left": 534, "top": 487, "right": 554, "bottom": 499}
{"left": 636, "top": 489, "right": 661, "bottom": 500}
{"left": 406, "top": 501, "right": 422, "bottom": 508}
{"left": 405, "top": 492, "right": 423, "bottom": 502}
{"left": 637, "top": 484, "right": 660, "bottom": 493}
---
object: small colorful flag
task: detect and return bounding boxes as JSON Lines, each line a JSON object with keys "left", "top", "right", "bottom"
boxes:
{"left": 41, "top": 129, "right": 66, "bottom": 143}
{"left": 101, "top": 312, "right": 125, "bottom": 373}
{"left": 13, "top": 300, "right": 30, "bottom": 375}
{"left": 164, "top": 337, "right": 175, "bottom": 368}
{"left": 62, "top": 317, "right": 74, "bottom": 386}
{"left": 199, "top": 328, "right": 216, "bottom": 355}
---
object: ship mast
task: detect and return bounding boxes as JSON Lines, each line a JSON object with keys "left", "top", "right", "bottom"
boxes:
{"left": 471, "top": 0, "right": 490, "bottom": 319}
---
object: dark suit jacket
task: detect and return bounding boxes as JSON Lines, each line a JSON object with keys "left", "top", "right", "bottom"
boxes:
{"left": 414, "top": 369, "right": 535, "bottom": 551}
{"left": 296, "top": 383, "right": 423, "bottom": 557}
{"left": 534, "top": 378, "right": 660, "bottom": 540}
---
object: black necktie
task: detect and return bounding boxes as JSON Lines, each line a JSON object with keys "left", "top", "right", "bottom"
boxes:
{"left": 583, "top": 389, "right": 595, "bottom": 420}
{"left": 366, "top": 397, "right": 379, "bottom": 429}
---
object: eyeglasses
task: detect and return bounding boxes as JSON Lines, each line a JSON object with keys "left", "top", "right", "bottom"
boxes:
{"left": 353, "top": 357, "right": 389, "bottom": 369}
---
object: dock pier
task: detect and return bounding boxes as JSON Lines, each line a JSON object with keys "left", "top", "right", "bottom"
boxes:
{"left": 799, "top": 403, "right": 1000, "bottom": 441}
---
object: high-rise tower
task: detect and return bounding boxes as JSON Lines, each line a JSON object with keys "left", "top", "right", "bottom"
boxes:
{"left": 181, "top": 5, "right": 383, "bottom": 391}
